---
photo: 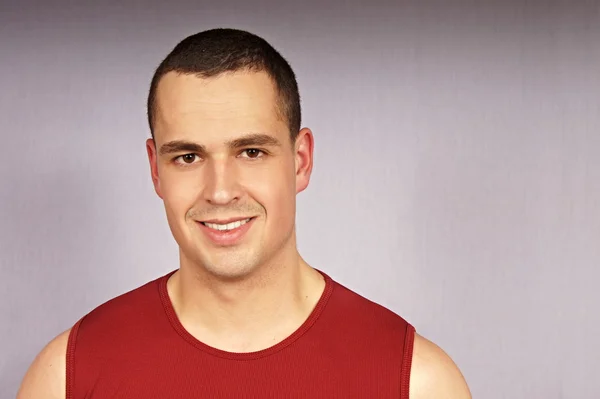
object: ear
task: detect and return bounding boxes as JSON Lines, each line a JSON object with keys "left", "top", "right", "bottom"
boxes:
{"left": 294, "top": 128, "right": 314, "bottom": 194}
{"left": 146, "top": 138, "right": 163, "bottom": 199}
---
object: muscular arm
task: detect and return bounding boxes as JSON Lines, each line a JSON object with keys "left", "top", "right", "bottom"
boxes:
{"left": 16, "top": 329, "right": 70, "bottom": 399}
{"left": 409, "top": 333, "right": 471, "bottom": 399}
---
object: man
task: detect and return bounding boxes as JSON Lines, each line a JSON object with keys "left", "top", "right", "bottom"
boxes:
{"left": 18, "top": 28, "right": 471, "bottom": 398}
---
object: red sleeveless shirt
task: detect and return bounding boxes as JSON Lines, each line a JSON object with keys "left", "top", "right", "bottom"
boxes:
{"left": 67, "top": 270, "right": 415, "bottom": 398}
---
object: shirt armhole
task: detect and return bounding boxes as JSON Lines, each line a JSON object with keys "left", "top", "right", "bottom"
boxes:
{"left": 66, "top": 317, "right": 85, "bottom": 399}
{"left": 400, "top": 323, "right": 416, "bottom": 399}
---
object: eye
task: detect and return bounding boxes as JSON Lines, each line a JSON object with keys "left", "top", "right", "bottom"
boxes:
{"left": 174, "top": 153, "right": 200, "bottom": 165}
{"left": 240, "top": 149, "right": 265, "bottom": 159}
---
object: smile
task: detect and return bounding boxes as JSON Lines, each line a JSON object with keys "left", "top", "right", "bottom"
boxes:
{"left": 196, "top": 217, "right": 255, "bottom": 246}
{"left": 201, "top": 218, "right": 252, "bottom": 231}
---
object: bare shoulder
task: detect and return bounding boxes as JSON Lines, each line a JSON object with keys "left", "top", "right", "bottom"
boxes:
{"left": 17, "top": 328, "right": 71, "bottom": 399}
{"left": 409, "top": 332, "right": 472, "bottom": 399}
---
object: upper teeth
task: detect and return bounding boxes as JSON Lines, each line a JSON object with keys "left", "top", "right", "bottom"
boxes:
{"left": 204, "top": 218, "right": 251, "bottom": 231}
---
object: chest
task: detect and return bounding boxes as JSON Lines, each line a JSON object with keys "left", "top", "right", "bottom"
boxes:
{"left": 73, "top": 352, "right": 402, "bottom": 398}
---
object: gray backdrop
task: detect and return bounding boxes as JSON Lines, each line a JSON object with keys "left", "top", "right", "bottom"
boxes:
{"left": 1, "top": 0, "right": 599, "bottom": 398}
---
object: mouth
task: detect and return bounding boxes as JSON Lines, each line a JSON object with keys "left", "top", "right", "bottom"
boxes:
{"left": 200, "top": 217, "right": 254, "bottom": 232}
{"left": 196, "top": 217, "right": 256, "bottom": 246}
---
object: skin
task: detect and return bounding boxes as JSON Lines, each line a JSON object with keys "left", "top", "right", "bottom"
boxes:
{"left": 17, "top": 70, "right": 471, "bottom": 398}
{"left": 148, "top": 70, "right": 325, "bottom": 352}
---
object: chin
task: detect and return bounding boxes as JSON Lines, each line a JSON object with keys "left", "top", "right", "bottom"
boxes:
{"left": 196, "top": 251, "right": 263, "bottom": 281}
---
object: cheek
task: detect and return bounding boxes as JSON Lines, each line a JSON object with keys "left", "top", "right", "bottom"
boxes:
{"left": 244, "top": 162, "right": 296, "bottom": 221}
{"left": 160, "top": 170, "right": 201, "bottom": 216}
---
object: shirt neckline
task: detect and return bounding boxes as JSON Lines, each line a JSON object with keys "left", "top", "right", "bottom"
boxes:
{"left": 158, "top": 268, "right": 334, "bottom": 360}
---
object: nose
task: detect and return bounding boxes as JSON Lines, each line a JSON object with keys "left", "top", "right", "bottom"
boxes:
{"left": 201, "top": 157, "right": 242, "bottom": 205}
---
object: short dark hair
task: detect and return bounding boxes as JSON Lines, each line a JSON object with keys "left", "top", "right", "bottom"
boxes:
{"left": 147, "top": 28, "right": 301, "bottom": 141}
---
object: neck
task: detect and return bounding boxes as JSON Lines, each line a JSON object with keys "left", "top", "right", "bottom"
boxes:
{"left": 167, "top": 241, "right": 325, "bottom": 353}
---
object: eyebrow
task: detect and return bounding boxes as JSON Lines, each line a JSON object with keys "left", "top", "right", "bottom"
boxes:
{"left": 227, "top": 133, "right": 282, "bottom": 149}
{"left": 158, "top": 133, "right": 282, "bottom": 156}
{"left": 159, "top": 140, "right": 205, "bottom": 156}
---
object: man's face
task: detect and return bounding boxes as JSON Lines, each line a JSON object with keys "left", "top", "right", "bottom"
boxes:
{"left": 147, "top": 70, "right": 312, "bottom": 280}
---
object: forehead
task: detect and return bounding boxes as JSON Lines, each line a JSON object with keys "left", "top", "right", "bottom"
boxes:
{"left": 153, "top": 70, "right": 286, "bottom": 142}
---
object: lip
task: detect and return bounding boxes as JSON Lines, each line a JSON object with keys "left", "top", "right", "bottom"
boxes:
{"left": 196, "top": 217, "right": 256, "bottom": 246}
{"left": 200, "top": 216, "right": 254, "bottom": 224}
